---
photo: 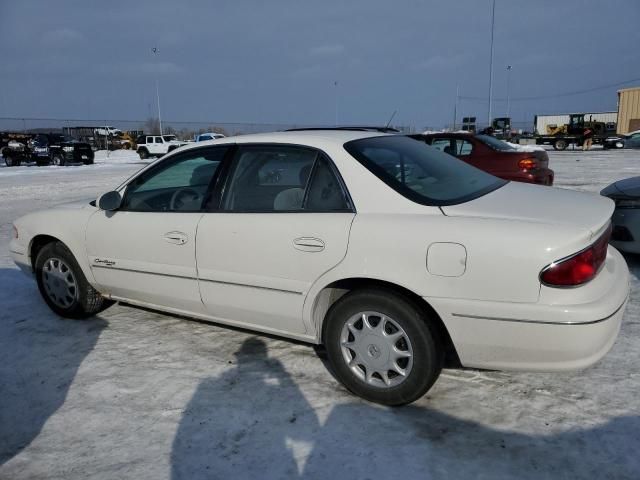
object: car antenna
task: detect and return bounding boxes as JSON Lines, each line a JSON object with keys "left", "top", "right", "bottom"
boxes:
{"left": 385, "top": 110, "right": 398, "bottom": 129}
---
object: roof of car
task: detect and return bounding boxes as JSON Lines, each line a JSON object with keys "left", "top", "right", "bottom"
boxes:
{"left": 180, "top": 129, "right": 390, "bottom": 151}
{"left": 416, "top": 132, "right": 475, "bottom": 138}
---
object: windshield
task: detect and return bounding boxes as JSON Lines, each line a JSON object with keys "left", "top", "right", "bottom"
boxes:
{"left": 475, "top": 134, "right": 516, "bottom": 151}
{"left": 163, "top": 135, "right": 177, "bottom": 142}
{"left": 344, "top": 136, "right": 506, "bottom": 206}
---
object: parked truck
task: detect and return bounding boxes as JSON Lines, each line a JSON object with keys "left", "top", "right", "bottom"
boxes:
{"left": 65, "top": 127, "right": 143, "bottom": 151}
{"left": 489, "top": 112, "right": 617, "bottom": 150}
{"left": 1, "top": 131, "right": 94, "bottom": 166}
{"left": 1, "top": 132, "right": 38, "bottom": 166}
{"left": 532, "top": 112, "right": 616, "bottom": 150}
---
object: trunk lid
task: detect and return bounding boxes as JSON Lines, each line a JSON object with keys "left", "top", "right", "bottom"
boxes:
{"left": 601, "top": 176, "right": 640, "bottom": 198}
{"left": 443, "top": 182, "right": 613, "bottom": 236}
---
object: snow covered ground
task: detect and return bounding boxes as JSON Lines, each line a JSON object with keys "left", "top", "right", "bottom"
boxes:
{"left": 1, "top": 147, "right": 640, "bottom": 479}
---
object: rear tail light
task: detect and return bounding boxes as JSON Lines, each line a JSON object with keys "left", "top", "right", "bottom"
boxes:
{"left": 518, "top": 157, "right": 538, "bottom": 170}
{"left": 540, "top": 224, "right": 612, "bottom": 287}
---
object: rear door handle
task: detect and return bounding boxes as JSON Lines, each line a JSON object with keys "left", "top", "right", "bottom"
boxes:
{"left": 163, "top": 231, "right": 188, "bottom": 245}
{"left": 293, "top": 237, "right": 325, "bottom": 252}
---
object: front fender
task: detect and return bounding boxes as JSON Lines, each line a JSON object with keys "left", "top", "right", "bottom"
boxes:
{"left": 13, "top": 206, "right": 98, "bottom": 285}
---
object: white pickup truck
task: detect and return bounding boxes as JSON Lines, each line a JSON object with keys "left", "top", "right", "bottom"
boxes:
{"left": 136, "top": 134, "right": 188, "bottom": 159}
{"left": 94, "top": 126, "right": 123, "bottom": 137}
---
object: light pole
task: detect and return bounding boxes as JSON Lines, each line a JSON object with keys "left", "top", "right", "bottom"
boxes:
{"left": 334, "top": 80, "right": 339, "bottom": 126}
{"left": 152, "top": 47, "right": 163, "bottom": 135}
{"left": 487, "top": 0, "right": 496, "bottom": 127}
{"left": 506, "top": 65, "right": 512, "bottom": 118}
{"left": 453, "top": 84, "right": 459, "bottom": 131}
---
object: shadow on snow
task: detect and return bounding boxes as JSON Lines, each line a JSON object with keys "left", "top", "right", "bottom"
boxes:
{"left": 171, "top": 337, "right": 640, "bottom": 480}
{"left": 0, "top": 268, "right": 106, "bottom": 465}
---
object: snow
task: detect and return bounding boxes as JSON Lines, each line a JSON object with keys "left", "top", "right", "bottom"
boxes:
{"left": 505, "top": 141, "right": 546, "bottom": 152}
{"left": 1, "top": 148, "right": 640, "bottom": 479}
{"left": 94, "top": 149, "right": 149, "bottom": 164}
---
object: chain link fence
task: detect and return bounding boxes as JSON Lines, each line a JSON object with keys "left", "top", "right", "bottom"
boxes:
{"left": 0, "top": 117, "right": 421, "bottom": 140}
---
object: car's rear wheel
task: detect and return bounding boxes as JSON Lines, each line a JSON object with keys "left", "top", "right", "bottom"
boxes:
{"left": 51, "top": 154, "right": 65, "bottom": 166}
{"left": 553, "top": 139, "right": 568, "bottom": 150}
{"left": 4, "top": 155, "right": 21, "bottom": 166}
{"left": 35, "top": 242, "right": 112, "bottom": 319}
{"left": 138, "top": 148, "right": 149, "bottom": 159}
{"left": 324, "top": 288, "right": 443, "bottom": 406}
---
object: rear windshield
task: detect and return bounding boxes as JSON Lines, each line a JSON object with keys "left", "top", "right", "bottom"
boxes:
{"left": 344, "top": 135, "right": 506, "bottom": 206}
{"left": 476, "top": 134, "right": 516, "bottom": 151}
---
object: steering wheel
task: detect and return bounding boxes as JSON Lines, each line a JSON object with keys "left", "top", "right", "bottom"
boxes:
{"left": 169, "top": 187, "right": 202, "bottom": 211}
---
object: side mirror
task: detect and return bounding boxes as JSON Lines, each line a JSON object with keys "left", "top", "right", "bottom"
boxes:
{"left": 98, "top": 191, "right": 122, "bottom": 211}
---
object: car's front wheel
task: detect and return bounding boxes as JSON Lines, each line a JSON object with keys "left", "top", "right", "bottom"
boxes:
{"left": 35, "top": 241, "right": 112, "bottom": 319}
{"left": 324, "top": 288, "right": 443, "bottom": 406}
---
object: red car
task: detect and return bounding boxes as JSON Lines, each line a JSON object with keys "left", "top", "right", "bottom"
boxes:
{"left": 413, "top": 133, "right": 554, "bottom": 185}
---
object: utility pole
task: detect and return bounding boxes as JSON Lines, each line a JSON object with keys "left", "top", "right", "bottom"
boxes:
{"left": 152, "top": 47, "right": 163, "bottom": 135}
{"left": 487, "top": 0, "right": 496, "bottom": 126}
{"left": 506, "top": 65, "right": 512, "bottom": 118}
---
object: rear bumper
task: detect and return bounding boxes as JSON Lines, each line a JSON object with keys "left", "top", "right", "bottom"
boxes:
{"left": 519, "top": 168, "right": 554, "bottom": 185}
{"left": 428, "top": 246, "right": 629, "bottom": 371}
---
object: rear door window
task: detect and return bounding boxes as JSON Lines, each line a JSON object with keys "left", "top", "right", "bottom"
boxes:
{"left": 431, "top": 138, "right": 452, "bottom": 153}
{"left": 221, "top": 145, "right": 351, "bottom": 212}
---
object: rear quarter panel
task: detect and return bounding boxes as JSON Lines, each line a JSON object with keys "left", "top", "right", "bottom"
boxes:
{"left": 305, "top": 213, "right": 595, "bottom": 316}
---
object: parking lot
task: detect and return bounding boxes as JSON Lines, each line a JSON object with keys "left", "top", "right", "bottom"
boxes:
{"left": 1, "top": 148, "right": 640, "bottom": 479}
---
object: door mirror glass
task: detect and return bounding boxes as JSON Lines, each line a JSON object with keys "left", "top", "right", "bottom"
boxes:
{"left": 98, "top": 191, "right": 122, "bottom": 211}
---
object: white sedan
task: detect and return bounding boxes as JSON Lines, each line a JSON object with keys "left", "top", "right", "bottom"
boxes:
{"left": 10, "top": 130, "right": 629, "bottom": 405}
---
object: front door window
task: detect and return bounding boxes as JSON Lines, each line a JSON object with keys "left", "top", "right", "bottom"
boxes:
{"left": 122, "top": 148, "right": 226, "bottom": 212}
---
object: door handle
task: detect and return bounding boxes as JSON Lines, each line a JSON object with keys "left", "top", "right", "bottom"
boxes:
{"left": 163, "top": 231, "right": 188, "bottom": 245}
{"left": 293, "top": 237, "right": 325, "bottom": 252}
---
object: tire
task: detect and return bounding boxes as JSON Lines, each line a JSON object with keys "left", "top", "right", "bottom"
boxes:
{"left": 4, "top": 154, "right": 21, "bottom": 166}
{"left": 82, "top": 156, "right": 94, "bottom": 165}
{"left": 138, "top": 148, "right": 149, "bottom": 159}
{"left": 35, "top": 242, "right": 113, "bottom": 319}
{"left": 51, "top": 154, "right": 65, "bottom": 166}
{"left": 553, "top": 139, "right": 568, "bottom": 151}
{"left": 324, "top": 288, "right": 443, "bottom": 406}
{"left": 36, "top": 157, "right": 50, "bottom": 166}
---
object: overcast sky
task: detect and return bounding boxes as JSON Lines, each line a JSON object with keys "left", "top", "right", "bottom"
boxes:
{"left": 1, "top": 0, "right": 638, "bottom": 129}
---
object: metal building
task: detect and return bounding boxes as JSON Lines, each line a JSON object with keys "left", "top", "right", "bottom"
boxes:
{"left": 617, "top": 87, "right": 640, "bottom": 134}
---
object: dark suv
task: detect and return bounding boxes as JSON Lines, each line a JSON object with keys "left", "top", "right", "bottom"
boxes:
{"left": 34, "top": 133, "right": 94, "bottom": 166}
